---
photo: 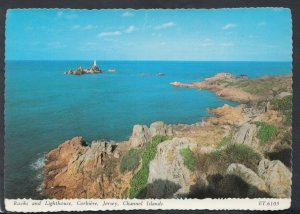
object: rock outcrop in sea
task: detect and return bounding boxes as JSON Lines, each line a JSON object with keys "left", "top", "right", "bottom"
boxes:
{"left": 65, "top": 60, "right": 103, "bottom": 75}
{"left": 43, "top": 72, "right": 292, "bottom": 199}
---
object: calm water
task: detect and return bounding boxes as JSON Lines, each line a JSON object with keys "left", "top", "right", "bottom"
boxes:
{"left": 4, "top": 60, "right": 292, "bottom": 199}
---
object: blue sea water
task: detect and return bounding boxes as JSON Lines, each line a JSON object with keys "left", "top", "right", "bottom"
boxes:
{"left": 4, "top": 60, "right": 292, "bottom": 199}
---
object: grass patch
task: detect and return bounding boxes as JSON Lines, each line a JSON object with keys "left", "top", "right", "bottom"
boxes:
{"left": 180, "top": 148, "right": 196, "bottom": 171}
{"left": 197, "top": 144, "right": 261, "bottom": 174}
{"left": 120, "top": 148, "right": 141, "bottom": 173}
{"left": 243, "top": 85, "right": 265, "bottom": 94}
{"left": 214, "top": 79, "right": 230, "bottom": 85}
{"left": 254, "top": 121, "right": 278, "bottom": 145}
{"left": 235, "top": 78, "right": 273, "bottom": 95}
{"left": 129, "top": 135, "right": 170, "bottom": 198}
{"left": 216, "top": 135, "right": 232, "bottom": 149}
{"left": 271, "top": 95, "right": 292, "bottom": 125}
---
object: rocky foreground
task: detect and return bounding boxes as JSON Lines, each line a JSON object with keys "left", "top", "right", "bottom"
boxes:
{"left": 43, "top": 72, "right": 292, "bottom": 199}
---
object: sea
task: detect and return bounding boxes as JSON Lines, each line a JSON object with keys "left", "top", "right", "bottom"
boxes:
{"left": 4, "top": 60, "right": 292, "bottom": 199}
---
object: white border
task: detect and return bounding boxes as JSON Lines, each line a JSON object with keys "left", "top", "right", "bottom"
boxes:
{"left": 5, "top": 198, "right": 291, "bottom": 212}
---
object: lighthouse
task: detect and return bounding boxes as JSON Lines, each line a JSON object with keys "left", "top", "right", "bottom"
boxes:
{"left": 93, "top": 60, "right": 97, "bottom": 67}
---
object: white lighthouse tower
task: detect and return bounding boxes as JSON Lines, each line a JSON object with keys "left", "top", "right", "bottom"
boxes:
{"left": 93, "top": 60, "right": 97, "bottom": 67}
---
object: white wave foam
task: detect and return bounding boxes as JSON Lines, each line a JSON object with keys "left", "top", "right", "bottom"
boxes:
{"left": 30, "top": 155, "right": 46, "bottom": 194}
{"left": 36, "top": 182, "right": 45, "bottom": 193}
{"left": 30, "top": 156, "right": 45, "bottom": 170}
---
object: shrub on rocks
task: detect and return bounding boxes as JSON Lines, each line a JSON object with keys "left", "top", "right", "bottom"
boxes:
{"left": 129, "top": 135, "right": 170, "bottom": 198}
{"left": 180, "top": 147, "right": 196, "bottom": 171}
{"left": 197, "top": 144, "right": 261, "bottom": 174}
{"left": 120, "top": 148, "right": 141, "bottom": 173}
{"left": 254, "top": 121, "right": 278, "bottom": 145}
{"left": 271, "top": 95, "right": 292, "bottom": 125}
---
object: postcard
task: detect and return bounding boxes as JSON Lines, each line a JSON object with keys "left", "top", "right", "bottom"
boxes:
{"left": 4, "top": 8, "right": 292, "bottom": 212}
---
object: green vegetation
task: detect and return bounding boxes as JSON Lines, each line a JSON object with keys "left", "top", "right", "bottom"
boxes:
{"left": 254, "top": 121, "right": 278, "bottom": 145}
{"left": 214, "top": 79, "right": 230, "bottom": 85}
{"left": 129, "top": 135, "right": 170, "bottom": 198}
{"left": 120, "top": 148, "right": 141, "bottom": 173}
{"left": 216, "top": 135, "right": 232, "bottom": 149}
{"left": 271, "top": 95, "right": 292, "bottom": 125}
{"left": 180, "top": 147, "right": 196, "bottom": 171}
{"left": 238, "top": 78, "right": 272, "bottom": 94}
{"left": 228, "top": 76, "right": 292, "bottom": 98}
{"left": 197, "top": 144, "right": 261, "bottom": 173}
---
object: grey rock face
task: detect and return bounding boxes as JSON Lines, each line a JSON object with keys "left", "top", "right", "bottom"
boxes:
{"left": 129, "top": 125, "right": 152, "bottom": 147}
{"left": 147, "top": 137, "right": 196, "bottom": 198}
{"left": 149, "top": 121, "right": 168, "bottom": 136}
{"left": 232, "top": 123, "right": 258, "bottom": 147}
{"left": 226, "top": 163, "right": 268, "bottom": 197}
{"left": 90, "top": 140, "right": 117, "bottom": 155}
{"left": 129, "top": 121, "right": 173, "bottom": 148}
{"left": 258, "top": 159, "right": 292, "bottom": 198}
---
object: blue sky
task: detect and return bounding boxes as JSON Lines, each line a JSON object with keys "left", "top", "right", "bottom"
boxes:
{"left": 6, "top": 8, "right": 292, "bottom": 61}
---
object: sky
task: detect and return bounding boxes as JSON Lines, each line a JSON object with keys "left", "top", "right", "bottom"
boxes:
{"left": 5, "top": 8, "right": 292, "bottom": 61}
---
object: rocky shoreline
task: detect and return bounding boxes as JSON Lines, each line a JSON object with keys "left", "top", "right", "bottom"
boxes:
{"left": 43, "top": 72, "right": 292, "bottom": 199}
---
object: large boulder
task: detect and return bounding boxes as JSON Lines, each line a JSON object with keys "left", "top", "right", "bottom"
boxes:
{"left": 147, "top": 137, "right": 196, "bottom": 198}
{"left": 150, "top": 121, "right": 173, "bottom": 136}
{"left": 129, "top": 121, "right": 173, "bottom": 148}
{"left": 129, "top": 125, "right": 151, "bottom": 147}
{"left": 258, "top": 159, "right": 292, "bottom": 198}
{"left": 226, "top": 163, "right": 268, "bottom": 197}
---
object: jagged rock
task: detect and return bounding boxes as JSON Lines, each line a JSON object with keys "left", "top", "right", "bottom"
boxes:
{"left": 150, "top": 121, "right": 168, "bottom": 136}
{"left": 129, "top": 125, "right": 151, "bottom": 147}
{"left": 46, "top": 136, "right": 87, "bottom": 168}
{"left": 130, "top": 122, "right": 173, "bottom": 148}
{"left": 226, "top": 163, "right": 268, "bottom": 197}
{"left": 258, "top": 159, "right": 292, "bottom": 198}
{"left": 147, "top": 137, "right": 196, "bottom": 198}
{"left": 44, "top": 137, "right": 131, "bottom": 199}
{"left": 90, "top": 65, "right": 100, "bottom": 72}
{"left": 90, "top": 140, "right": 117, "bottom": 156}
{"left": 232, "top": 123, "right": 258, "bottom": 147}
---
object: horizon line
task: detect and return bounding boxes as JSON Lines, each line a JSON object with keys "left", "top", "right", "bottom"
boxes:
{"left": 5, "top": 59, "right": 292, "bottom": 62}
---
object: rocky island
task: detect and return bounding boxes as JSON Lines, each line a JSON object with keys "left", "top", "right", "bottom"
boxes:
{"left": 43, "top": 72, "right": 292, "bottom": 199}
{"left": 65, "top": 60, "right": 103, "bottom": 75}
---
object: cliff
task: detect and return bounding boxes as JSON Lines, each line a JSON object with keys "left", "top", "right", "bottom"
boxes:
{"left": 43, "top": 73, "right": 292, "bottom": 199}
